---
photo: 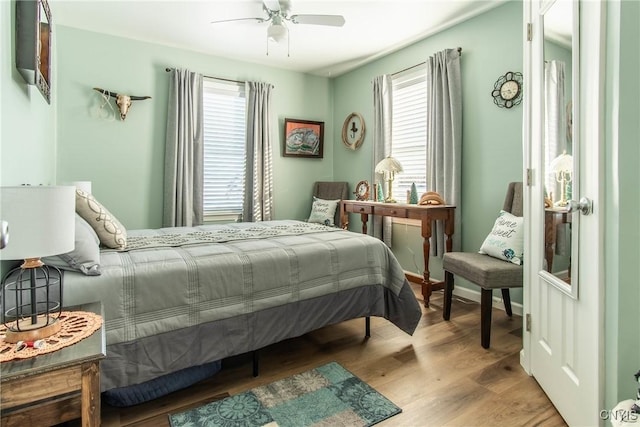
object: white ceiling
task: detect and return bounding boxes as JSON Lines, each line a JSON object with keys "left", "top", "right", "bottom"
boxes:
{"left": 51, "top": 0, "right": 507, "bottom": 77}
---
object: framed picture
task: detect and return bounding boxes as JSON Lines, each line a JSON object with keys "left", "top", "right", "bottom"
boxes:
{"left": 283, "top": 118, "right": 324, "bottom": 158}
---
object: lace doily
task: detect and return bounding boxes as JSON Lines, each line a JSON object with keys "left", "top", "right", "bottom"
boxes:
{"left": 0, "top": 311, "right": 103, "bottom": 363}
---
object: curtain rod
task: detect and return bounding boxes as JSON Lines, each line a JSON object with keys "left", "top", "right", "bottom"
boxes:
{"left": 165, "top": 67, "right": 245, "bottom": 85}
{"left": 391, "top": 47, "right": 462, "bottom": 76}
{"left": 165, "top": 68, "right": 274, "bottom": 88}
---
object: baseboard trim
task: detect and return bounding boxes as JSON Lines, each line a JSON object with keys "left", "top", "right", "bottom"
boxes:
{"left": 451, "top": 286, "right": 523, "bottom": 317}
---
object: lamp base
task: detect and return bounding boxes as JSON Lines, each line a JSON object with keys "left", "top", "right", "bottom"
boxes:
{"left": 3, "top": 317, "right": 62, "bottom": 343}
{"left": 384, "top": 178, "right": 397, "bottom": 203}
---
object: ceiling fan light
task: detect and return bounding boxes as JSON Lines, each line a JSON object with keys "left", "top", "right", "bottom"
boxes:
{"left": 267, "top": 23, "right": 287, "bottom": 43}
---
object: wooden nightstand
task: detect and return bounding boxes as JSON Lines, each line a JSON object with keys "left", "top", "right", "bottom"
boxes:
{"left": 1, "top": 301, "right": 106, "bottom": 426}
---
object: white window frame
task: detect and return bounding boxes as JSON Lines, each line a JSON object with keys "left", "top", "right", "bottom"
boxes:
{"left": 202, "top": 78, "right": 246, "bottom": 223}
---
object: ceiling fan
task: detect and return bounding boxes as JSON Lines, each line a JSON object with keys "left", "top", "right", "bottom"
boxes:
{"left": 211, "top": 0, "right": 345, "bottom": 53}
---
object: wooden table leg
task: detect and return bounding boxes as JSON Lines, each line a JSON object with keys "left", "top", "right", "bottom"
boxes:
{"left": 444, "top": 210, "right": 454, "bottom": 253}
{"left": 360, "top": 213, "right": 368, "bottom": 235}
{"left": 421, "top": 217, "right": 433, "bottom": 307}
{"left": 545, "top": 211, "right": 555, "bottom": 272}
{"left": 81, "top": 361, "right": 100, "bottom": 427}
{"left": 421, "top": 210, "right": 455, "bottom": 308}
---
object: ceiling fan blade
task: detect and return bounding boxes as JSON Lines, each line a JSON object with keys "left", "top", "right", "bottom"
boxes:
{"left": 263, "top": 0, "right": 281, "bottom": 12}
{"left": 289, "top": 14, "right": 345, "bottom": 27}
{"left": 210, "top": 17, "right": 265, "bottom": 25}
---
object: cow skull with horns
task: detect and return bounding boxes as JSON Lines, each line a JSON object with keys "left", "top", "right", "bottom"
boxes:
{"left": 93, "top": 87, "right": 151, "bottom": 120}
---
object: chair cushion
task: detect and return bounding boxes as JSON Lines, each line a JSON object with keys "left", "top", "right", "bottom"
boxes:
{"left": 443, "top": 252, "right": 523, "bottom": 289}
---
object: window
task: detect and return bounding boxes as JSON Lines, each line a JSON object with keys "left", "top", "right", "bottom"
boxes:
{"left": 202, "top": 79, "right": 246, "bottom": 222}
{"left": 390, "top": 66, "right": 427, "bottom": 201}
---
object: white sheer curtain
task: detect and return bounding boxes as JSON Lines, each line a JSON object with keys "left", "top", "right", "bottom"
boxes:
{"left": 243, "top": 81, "right": 274, "bottom": 222}
{"left": 544, "top": 60, "right": 566, "bottom": 203}
{"left": 426, "top": 48, "right": 462, "bottom": 255}
{"left": 372, "top": 75, "right": 393, "bottom": 246}
{"left": 163, "top": 68, "right": 204, "bottom": 227}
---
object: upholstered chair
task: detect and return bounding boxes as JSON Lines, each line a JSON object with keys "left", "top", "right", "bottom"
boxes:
{"left": 442, "top": 182, "right": 524, "bottom": 349}
{"left": 312, "top": 182, "right": 349, "bottom": 228}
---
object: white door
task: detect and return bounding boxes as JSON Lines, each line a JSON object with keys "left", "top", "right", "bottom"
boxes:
{"left": 522, "top": 1, "right": 604, "bottom": 425}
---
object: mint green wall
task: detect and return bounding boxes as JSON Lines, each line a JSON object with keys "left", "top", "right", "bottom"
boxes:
{"left": 331, "top": 1, "right": 524, "bottom": 302}
{"left": 55, "top": 26, "right": 334, "bottom": 229}
{"left": 1, "top": 0, "right": 56, "bottom": 187}
{"left": 604, "top": 0, "right": 640, "bottom": 409}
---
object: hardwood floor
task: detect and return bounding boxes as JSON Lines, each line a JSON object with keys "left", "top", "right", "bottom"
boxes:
{"left": 101, "top": 285, "right": 567, "bottom": 427}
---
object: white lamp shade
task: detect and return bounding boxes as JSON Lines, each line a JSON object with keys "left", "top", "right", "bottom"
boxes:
{"left": 551, "top": 151, "right": 573, "bottom": 173}
{"left": 268, "top": 23, "right": 287, "bottom": 43}
{"left": 0, "top": 186, "right": 75, "bottom": 261}
{"left": 375, "top": 156, "right": 404, "bottom": 174}
{"left": 70, "top": 181, "right": 92, "bottom": 193}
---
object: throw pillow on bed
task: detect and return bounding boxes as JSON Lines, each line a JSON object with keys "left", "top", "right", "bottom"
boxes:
{"left": 479, "top": 210, "right": 524, "bottom": 265}
{"left": 75, "top": 189, "right": 127, "bottom": 250}
{"left": 43, "top": 214, "right": 102, "bottom": 275}
{"left": 307, "top": 197, "right": 340, "bottom": 226}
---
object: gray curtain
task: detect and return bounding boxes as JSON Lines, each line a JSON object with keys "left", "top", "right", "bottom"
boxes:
{"left": 372, "top": 74, "right": 393, "bottom": 246}
{"left": 243, "top": 81, "right": 274, "bottom": 222}
{"left": 426, "top": 48, "right": 462, "bottom": 254}
{"left": 163, "top": 69, "right": 203, "bottom": 227}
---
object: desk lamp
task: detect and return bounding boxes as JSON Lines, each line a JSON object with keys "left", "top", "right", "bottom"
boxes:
{"left": 375, "top": 156, "right": 403, "bottom": 203}
{"left": 550, "top": 151, "right": 573, "bottom": 207}
{"left": 0, "top": 186, "right": 75, "bottom": 343}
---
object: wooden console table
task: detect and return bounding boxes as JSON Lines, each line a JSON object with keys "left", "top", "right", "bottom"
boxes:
{"left": 340, "top": 200, "right": 456, "bottom": 307}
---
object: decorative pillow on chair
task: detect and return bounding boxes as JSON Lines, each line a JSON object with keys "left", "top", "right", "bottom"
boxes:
{"left": 307, "top": 197, "right": 340, "bottom": 227}
{"left": 43, "top": 214, "right": 102, "bottom": 275}
{"left": 479, "top": 210, "right": 524, "bottom": 265}
{"left": 75, "top": 189, "right": 127, "bottom": 250}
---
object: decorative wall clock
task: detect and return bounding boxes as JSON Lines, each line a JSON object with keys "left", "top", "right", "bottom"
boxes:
{"left": 491, "top": 71, "right": 523, "bottom": 109}
{"left": 342, "top": 112, "right": 366, "bottom": 150}
{"left": 354, "top": 180, "right": 370, "bottom": 201}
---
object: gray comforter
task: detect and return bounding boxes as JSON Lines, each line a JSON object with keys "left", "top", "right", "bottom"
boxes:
{"left": 63, "top": 220, "right": 422, "bottom": 390}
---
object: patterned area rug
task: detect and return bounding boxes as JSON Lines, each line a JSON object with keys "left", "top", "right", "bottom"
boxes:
{"left": 168, "top": 362, "right": 401, "bottom": 427}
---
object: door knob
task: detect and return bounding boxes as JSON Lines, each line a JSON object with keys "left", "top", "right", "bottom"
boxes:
{"left": 566, "top": 197, "right": 593, "bottom": 215}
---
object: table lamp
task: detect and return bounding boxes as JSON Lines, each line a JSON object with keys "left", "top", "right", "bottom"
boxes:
{"left": 550, "top": 151, "right": 573, "bottom": 207}
{"left": 375, "top": 156, "right": 403, "bottom": 203}
{"left": 0, "top": 186, "right": 75, "bottom": 343}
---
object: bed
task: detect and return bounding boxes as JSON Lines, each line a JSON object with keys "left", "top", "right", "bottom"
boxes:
{"left": 60, "top": 219, "right": 422, "bottom": 400}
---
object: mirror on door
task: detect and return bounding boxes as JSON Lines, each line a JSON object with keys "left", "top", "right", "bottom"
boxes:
{"left": 540, "top": 0, "right": 579, "bottom": 298}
